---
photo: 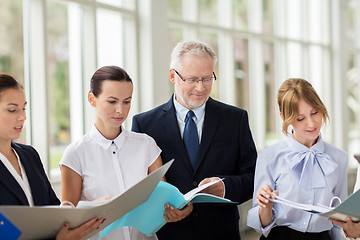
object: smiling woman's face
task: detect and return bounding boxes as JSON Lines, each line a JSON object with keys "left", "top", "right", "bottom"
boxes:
{"left": 291, "top": 98, "right": 323, "bottom": 148}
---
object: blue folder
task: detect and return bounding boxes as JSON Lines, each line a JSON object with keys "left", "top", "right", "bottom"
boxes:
{"left": 99, "top": 181, "right": 236, "bottom": 238}
{"left": 0, "top": 212, "right": 21, "bottom": 239}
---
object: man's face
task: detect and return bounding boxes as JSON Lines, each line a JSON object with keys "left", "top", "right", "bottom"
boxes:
{"left": 170, "top": 54, "right": 214, "bottom": 110}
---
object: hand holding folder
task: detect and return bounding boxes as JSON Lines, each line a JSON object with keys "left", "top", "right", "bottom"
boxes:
{"left": 0, "top": 160, "right": 173, "bottom": 240}
{"left": 269, "top": 189, "right": 360, "bottom": 222}
{"left": 100, "top": 178, "right": 237, "bottom": 238}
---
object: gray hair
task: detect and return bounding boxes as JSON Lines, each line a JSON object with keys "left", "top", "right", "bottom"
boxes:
{"left": 170, "top": 40, "right": 217, "bottom": 70}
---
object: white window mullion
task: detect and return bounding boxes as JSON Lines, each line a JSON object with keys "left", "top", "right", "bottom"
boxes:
{"left": 330, "top": 0, "right": 348, "bottom": 150}
{"left": 182, "top": 0, "right": 198, "bottom": 40}
{"left": 68, "top": 3, "right": 84, "bottom": 140}
{"left": 23, "top": 0, "right": 50, "bottom": 173}
{"left": 218, "top": 0, "right": 234, "bottom": 105}
{"left": 82, "top": 5, "right": 97, "bottom": 133}
{"left": 248, "top": 0, "right": 265, "bottom": 149}
{"left": 138, "top": 0, "right": 170, "bottom": 112}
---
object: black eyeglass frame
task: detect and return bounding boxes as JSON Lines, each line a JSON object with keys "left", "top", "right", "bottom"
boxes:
{"left": 173, "top": 69, "right": 217, "bottom": 85}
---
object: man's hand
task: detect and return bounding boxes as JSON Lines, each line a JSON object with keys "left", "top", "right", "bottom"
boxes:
{"left": 198, "top": 177, "right": 224, "bottom": 197}
{"left": 163, "top": 202, "right": 193, "bottom": 222}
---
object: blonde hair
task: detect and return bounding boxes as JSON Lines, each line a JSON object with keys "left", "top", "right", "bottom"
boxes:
{"left": 277, "top": 78, "right": 329, "bottom": 135}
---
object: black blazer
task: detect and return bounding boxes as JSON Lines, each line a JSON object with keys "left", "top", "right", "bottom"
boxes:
{"left": 0, "top": 142, "right": 60, "bottom": 206}
{"left": 132, "top": 96, "right": 257, "bottom": 240}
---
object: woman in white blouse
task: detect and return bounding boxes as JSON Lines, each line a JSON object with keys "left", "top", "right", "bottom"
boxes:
{"left": 330, "top": 166, "right": 360, "bottom": 239}
{"left": 60, "top": 66, "right": 192, "bottom": 240}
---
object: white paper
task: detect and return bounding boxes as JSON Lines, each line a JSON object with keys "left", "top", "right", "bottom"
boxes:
{"left": 184, "top": 178, "right": 224, "bottom": 200}
{"left": 0, "top": 160, "right": 173, "bottom": 240}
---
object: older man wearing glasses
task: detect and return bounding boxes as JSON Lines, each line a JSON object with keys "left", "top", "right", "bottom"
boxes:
{"left": 132, "top": 40, "right": 257, "bottom": 240}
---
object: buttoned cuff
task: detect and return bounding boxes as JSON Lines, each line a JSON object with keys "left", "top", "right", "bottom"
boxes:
{"left": 260, "top": 209, "right": 277, "bottom": 237}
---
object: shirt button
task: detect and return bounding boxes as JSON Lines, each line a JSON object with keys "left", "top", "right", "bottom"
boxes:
{"left": 303, "top": 222, "right": 307, "bottom": 225}
{"left": 192, "top": 181, "right": 197, "bottom": 187}
{"left": 113, "top": 151, "right": 116, "bottom": 154}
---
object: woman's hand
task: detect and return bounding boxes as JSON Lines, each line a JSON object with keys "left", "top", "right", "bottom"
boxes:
{"left": 256, "top": 184, "right": 278, "bottom": 209}
{"left": 163, "top": 202, "right": 193, "bottom": 223}
{"left": 256, "top": 184, "right": 278, "bottom": 228}
{"left": 329, "top": 217, "right": 360, "bottom": 238}
{"left": 56, "top": 217, "right": 105, "bottom": 240}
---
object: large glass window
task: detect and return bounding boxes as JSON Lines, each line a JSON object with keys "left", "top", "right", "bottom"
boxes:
{"left": 46, "top": 1, "right": 71, "bottom": 175}
{"left": 264, "top": 42, "right": 276, "bottom": 141}
{"left": 199, "top": 0, "right": 217, "bottom": 25}
{"left": 233, "top": 0, "right": 247, "bottom": 30}
{"left": 96, "top": 9, "right": 124, "bottom": 67}
{"left": 234, "top": 38, "right": 249, "bottom": 111}
{"left": 0, "top": 0, "right": 25, "bottom": 143}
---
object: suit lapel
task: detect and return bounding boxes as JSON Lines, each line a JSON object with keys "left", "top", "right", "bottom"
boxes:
{"left": 194, "top": 98, "right": 220, "bottom": 172}
{"left": 13, "top": 143, "right": 43, "bottom": 205}
{"left": 0, "top": 145, "right": 29, "bottom": 205}
{"left": 162, "top": 97, "right": 194, "bottom": 173}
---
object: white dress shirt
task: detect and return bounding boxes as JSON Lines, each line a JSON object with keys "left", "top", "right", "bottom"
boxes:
{"left": 247, "top": 134, "right": 348, "bottom": 240}
{"left": 173, "top": 95, "right": 225, "bottom": 197}
{"left": 173, "top": 95, "right": 205, "bottom": 143}
{"left": 60, "top": 125, "right": 161, "bottom": 240}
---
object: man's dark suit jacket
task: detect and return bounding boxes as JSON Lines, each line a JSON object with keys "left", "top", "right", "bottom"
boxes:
{"left": 0, "top": 142, "right": 60, "bottom": 206}
{"left": 132, "top": 96, "right": 257, "bottom": 240}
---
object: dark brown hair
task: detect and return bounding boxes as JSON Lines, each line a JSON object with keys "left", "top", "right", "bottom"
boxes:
{"left": 0, "top": 73, "right": 23, "bottom": 100}
{"left": 90, "top": 66, "right": 132, "bottom": 97}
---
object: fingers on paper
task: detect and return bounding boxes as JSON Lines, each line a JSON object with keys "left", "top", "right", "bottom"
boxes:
{"left": 198, "top": 178, "right": 212, "bottom": 186}
{"left": 198, "top": 178, "right": 224, "bottom": 197}
{"left": 256, "top": 184, "right": 276, "bottom": 208}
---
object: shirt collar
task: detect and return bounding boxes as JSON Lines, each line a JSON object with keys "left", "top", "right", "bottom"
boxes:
{"left": 89, "top": 125, "right": 126, "bottom": 150}
{"left": 173, "top": 94, "right": 206, "bottom": 122}
{"left": 286, "top": 132, "right": 324, "bottom": 153}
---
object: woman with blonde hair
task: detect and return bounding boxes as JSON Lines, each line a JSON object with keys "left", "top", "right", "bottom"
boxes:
{"left": 247, "top": 78, "right": 347, "bottom": 240}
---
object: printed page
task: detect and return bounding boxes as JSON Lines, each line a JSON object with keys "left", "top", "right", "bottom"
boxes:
{"left": 184, "top": 178, "right": 223, "bottom": 201}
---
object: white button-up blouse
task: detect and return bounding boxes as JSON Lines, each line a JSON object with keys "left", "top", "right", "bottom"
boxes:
{"left": 60, "top": 125, "right": 161, "bottom": 240}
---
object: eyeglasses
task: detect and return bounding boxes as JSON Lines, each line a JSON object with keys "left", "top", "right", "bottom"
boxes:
{"left": 173, "top": 69, "right": 216, "bottom": 86}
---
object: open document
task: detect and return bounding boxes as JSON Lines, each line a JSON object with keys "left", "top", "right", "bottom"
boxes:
{"left": 100, "top": 178, "right": 237, "bottom": 238}
{"left": 269, "top": 188, "right": 360, "bottom": 222}
{"left": 0, "top": 160, "right": 173, "bottom": 240}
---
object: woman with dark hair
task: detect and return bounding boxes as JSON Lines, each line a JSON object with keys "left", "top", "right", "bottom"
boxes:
{"left": 60, "top": 66, "right": 191, "bottom": 240}
{"left": 0, "top": 73, "right": 104, "bottom": 240}
{"left": 247, "top": 78, "right": 348, "bottom": 240}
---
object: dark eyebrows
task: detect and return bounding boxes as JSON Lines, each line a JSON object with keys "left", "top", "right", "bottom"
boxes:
{"left": 107, "top": 96, "right": 132, "bottom": 101}
{"left": 107, "top": 96, "right": 119, "bottom": 100}
{"left": 7, "top": 102, "right": 27, "bottom": 107}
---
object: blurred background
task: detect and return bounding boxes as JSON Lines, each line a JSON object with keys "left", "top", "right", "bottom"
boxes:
{"left": 1, "top": 0, "right": 360, "bottom": 238}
